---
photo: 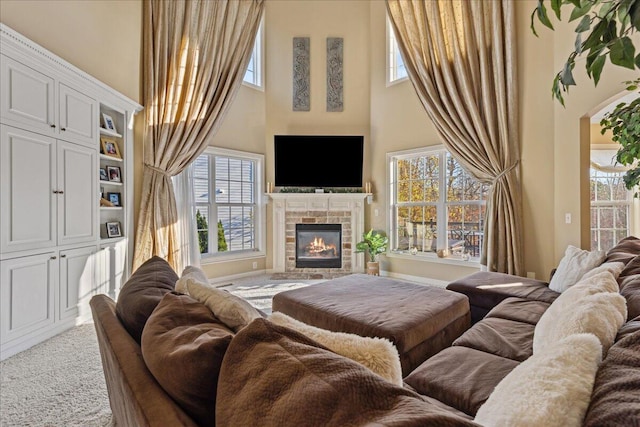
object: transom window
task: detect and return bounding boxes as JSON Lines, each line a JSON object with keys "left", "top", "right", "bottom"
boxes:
{"left": 243, "top": 19, "right": 264, "bottom": 89}
{"left": 388, "top": 146, "right": 488, "bottom": 260}
{"left": 193, "top": 147, "right": 264, "bottom": 260}
{"left": 387, "top": 17, "right": 408, "bottom": 85}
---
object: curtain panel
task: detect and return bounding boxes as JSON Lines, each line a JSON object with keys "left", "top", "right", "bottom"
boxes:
{"left": 134, "top": 0, "right": 264, "bottom": 272}
{"left": 386, "top": 0, "right": 524, "bottom": 275}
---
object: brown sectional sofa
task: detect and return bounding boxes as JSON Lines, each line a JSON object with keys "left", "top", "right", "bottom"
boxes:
{"left": 91, "top": 237, "right": 640, "bottom": 426}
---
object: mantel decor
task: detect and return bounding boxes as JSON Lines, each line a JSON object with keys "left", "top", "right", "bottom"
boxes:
{"left": 278, "top": 187, "right": 364, "bottom": 193}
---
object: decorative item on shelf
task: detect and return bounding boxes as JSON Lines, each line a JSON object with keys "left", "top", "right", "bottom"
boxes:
{"left": 100, "top": 136, "right": 121, "bottom": 159}
{"left": 107, "top": 192, "right": 121, "bottom": 207}
{"left": 100, "top": 197, "right": 114, "bottom": 207}
{"left": 100, "top": 186, "right": 105, "bottom": 199}
{"left": 409, "top": 246, "right": 418, "bottom": 255}
{"left": 99, "top": 168, "right": 108, "bottom": 181}
{"left": 355, "top": 229, "right": 388, "bottom": 276}
{"left": 106, "top": 166, "right": 121, "bottom": 183}
{"left": 266, "top": 182, "right": 273, "bottom": 193}
{"left": 364, "top": 182, "right": 372, "bottom": 193}
{"left": 102, "top": 113, "right": 117, "bottom": 133}
{"left": 105, "top": 221, "right": 122, "bottom": 238}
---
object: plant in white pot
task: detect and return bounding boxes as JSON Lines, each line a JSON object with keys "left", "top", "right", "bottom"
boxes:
{"left": 355, "top": 229, "right": 389, "bottom": 275}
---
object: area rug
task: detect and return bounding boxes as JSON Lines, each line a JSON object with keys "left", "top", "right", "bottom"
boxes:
{"left": 0, "top": 323, "right": 113, "bottom": 427}
{"left": 218, "top": 279, "right": 324, "bottom": 314}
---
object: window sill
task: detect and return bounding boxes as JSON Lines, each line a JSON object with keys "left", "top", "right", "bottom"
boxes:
{"left": 200, "top": 249, "right": 265, "bottom": 265}
{"left": 386, "top": 76, "right": 409, "bottom": 88}
{"left": 385, "top": 250, "right": 482, "bottom": 268}
{"left": 241, "top": 80, "right": 264, "bottom": 92}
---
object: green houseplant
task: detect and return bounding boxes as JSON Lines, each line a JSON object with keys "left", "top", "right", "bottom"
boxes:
{"left": 355, "top": 229, "right": 389, "bottom": 275}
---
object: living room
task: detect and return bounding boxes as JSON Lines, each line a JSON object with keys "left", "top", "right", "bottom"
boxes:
{"left": 1, "top": 0, "right": 640, "bottom": 425}
{"left": 2, "top": 0, "right": 638, "bottom": 285}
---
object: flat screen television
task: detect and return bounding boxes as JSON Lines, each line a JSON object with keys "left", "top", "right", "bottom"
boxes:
{"left": 274, "top": 135, "right": 364, "bottom": 188}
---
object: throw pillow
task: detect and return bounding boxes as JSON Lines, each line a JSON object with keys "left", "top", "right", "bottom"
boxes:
{"left": 268, "top": 311, "right": 403, "bottom": 386}
{"left": 474, "top": 333, "right": 602, "bottom": 427}
{"left": 580, "top": 261, "right": 625, "bottom": 282}
{"left": 533, "top": 289, "right": 627, "bottom": 355}
{"left": 176, "top": 275, "right": 262, "bottom": 332}
{"left": 141, "top": 292, "right": 234, "bottom": 427}
{"left": 549, "top": 245, "right": 606, "bottom": 293}
{"left": 115, "top": 255, "right": 178, "bottom": 343}
{"left": 181, "top": 265, "right": 209, "bottom": 284}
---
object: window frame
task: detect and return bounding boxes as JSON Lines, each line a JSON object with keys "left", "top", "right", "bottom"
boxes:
{"left": 195, "top": 146, "right": 266, "bottom": 263}
{"left": 589, "top": 144, "right": 636, "bottom": 251}
{"left": 386, "top": 145, "right": 487, "bottom": 264}
{"left": 242, "top": 18, "right": 264, "bottom": 90}
{"left": 386, "top": 15, "right": 408, "bottom": 86}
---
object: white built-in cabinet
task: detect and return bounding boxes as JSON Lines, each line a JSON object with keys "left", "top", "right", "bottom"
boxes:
{"left": 0, "top": 24, "right": 142, "bottom": 360}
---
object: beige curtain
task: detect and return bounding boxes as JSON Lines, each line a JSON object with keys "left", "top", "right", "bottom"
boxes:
{"left": 133, "top": 0, "right": 265, "bottom": 272}
{"left": 387, "top": 0, "right": 523, "bottom": 275}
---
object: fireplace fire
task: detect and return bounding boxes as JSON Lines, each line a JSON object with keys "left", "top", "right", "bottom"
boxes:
{"left": 295, "top": 224, "right": 341, "bottom": 268}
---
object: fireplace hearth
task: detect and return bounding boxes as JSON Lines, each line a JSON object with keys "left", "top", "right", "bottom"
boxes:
{"left": 296, "top": 224, "right": 342, "bottom": 268}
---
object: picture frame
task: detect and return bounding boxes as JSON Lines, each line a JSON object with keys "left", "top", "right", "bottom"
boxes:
{"left": 106, "top": 221, "right": 122, "bottom": 238}
{"left": 107, "top": 192, "right": 121, "bottom": 207}
{"left": 99, "top": 167, "right": 108, "bottom": 181}
{"left": 102, "top": 113, "right": 117, "bottom": 132}
{"left": 106, "top": 166, "right": 121, "bottom": 183}
{"left": 100, "top": 137, "right": 121, "bottom": 159}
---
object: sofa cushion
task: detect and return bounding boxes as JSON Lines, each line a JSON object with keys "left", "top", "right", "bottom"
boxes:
{"left": 580, "top": 261, "right": 625, "bottom": 281}
{"left": 452, "top": 317, "right": 534, "bottom": 362}
{"left": 216, "top": 318, "right": 478, "bottom": 427}
{"left": 141, "top": 292, "right": 234, "bottom": 427}
{"left": 618, "top": 263, "right": 640, "bottom": 320}
{"left": 446, "top": 272, "right": 558, "bottom": 312}
{"left": 484, "top": 297, "right": 550, "bottom": 325}
{"left": 176, "top": 274, "right": 263, "bottom": 332}
{"left": 604, "top": 235, "right": 640, "bottom": 264}
{"left": 115, "top": 256, "right": 177, "bottom": 343}
{"left": 548, "top": 245, "right": 606, "bottom": 293}
{"left": 584, "top": 329, "right": 640, "bottom": 426}
{"left": 617, "top": 314, "right": 640, "bottom": 341}
{"left": 404, "top": 346, "right": 519, "bottom": 417}
{"left": 474, "top": 333, "right": 602, "bottom": 427}
{"left": 533, "top": 290, "right": 627, "bottom": 355}
{"left": 268, "top": 311, "right": 402, "bottom": 386}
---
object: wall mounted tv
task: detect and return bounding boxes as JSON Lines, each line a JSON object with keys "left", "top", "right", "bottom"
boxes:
{"left": 274, "top": 135, "right": 364, "bottom": 188}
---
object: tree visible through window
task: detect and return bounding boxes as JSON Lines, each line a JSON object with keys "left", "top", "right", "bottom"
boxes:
{"left": 389, "top": 147, "right": 488, "bottom": 259}
{"left": 193, "top": 147, "right": 263, "bottom": 258}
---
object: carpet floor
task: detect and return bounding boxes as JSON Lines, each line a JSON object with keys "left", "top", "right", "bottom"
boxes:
{"left": 0, "top": 274, "right": 321, "bottom": 426}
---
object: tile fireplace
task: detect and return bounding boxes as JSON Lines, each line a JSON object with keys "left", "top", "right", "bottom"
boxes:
{"left": 269, "top": 193, "right": 368, "bottom": 278}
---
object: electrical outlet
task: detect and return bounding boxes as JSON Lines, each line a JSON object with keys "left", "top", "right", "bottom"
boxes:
{"left": 565, "top": 213, "right": 571, "bottom": 224}
{"left": 374, "top": 209, "right": 379, "bottom": 217}
{"left": 252, "top": 262, "right": 258, "bottom": 269}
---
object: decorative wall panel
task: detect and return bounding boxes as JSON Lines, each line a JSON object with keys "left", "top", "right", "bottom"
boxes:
{"left": 292, "top": 37, "right": 310, "bottom": 111}
{"left": 326, "top": 37, "right": 343, "bottom": 112}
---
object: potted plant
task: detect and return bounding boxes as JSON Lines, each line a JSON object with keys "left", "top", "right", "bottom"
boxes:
{"left": 355, "top": 229, "right": 388, "bottom": 275}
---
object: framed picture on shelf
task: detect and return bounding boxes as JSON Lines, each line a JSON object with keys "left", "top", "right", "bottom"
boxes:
{"left": 106, "top": 221, "right": 122, "bottom": 238}
{"left": 100, "top": 137, "right": 121, "bottom": 159}
{"left": 107, "top": 192, "right": 121, "bottom": 207}
{"left": 102, "top": 113, "right": 117, "bottom": 132}
{"left": 99, "top": 167, "right": 108, "bottom": 181}
{"left": 106, "top": 166, "right": 121, "bottom": 182}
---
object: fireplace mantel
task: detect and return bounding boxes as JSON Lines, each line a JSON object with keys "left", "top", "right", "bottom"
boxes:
{"left": 268, "top": 193, "right": 369, "bottom": 276}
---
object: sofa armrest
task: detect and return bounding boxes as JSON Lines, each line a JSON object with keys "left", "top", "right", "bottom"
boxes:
{"left": 90, "top": 295, "right": 198, "bottom": 427}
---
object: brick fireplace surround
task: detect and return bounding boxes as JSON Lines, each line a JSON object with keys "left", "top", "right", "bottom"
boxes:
{"left": 269, "top": 193, "right": 368, "bottom": 279}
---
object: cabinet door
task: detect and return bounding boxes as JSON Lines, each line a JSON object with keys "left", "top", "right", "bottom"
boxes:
{"left": 59, "top": 83, "right": 96, "bottom": 147}
{"left": 0, "top": 125, "right": 57, "bottom": 253}
{"left": 98, "top": 239, "right": 127, "bottom": 299}
{"left": 59, "top": 246, "right": 96, "bottom": 322}
{"left": 0, "top": 55, "right": 56, "bottom": 136}
{"left": 0, "top": 252, "right": 57, "bottom": 345}
{"left": 57, "top": 140, "right": 97, "bottom": 245}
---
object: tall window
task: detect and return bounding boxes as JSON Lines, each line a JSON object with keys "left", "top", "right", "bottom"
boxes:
{"left": 589, "top": 147, "right": 633, "bottom": 251}
{"left": 193, "top": 147, "right": 264, "bottom": 259}
{"left": 387, "top": 17, "right": 408, "bottom": 84}
{"left": 243, "top": 19, "right": 263, "bottom": 88}
{"left": 388, "top": 146, "right": 488, "bottom": 260}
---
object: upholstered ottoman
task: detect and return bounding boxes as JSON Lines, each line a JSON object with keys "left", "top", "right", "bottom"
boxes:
{"left": 272, "top": 274, "right": 471, "bottom": 376}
